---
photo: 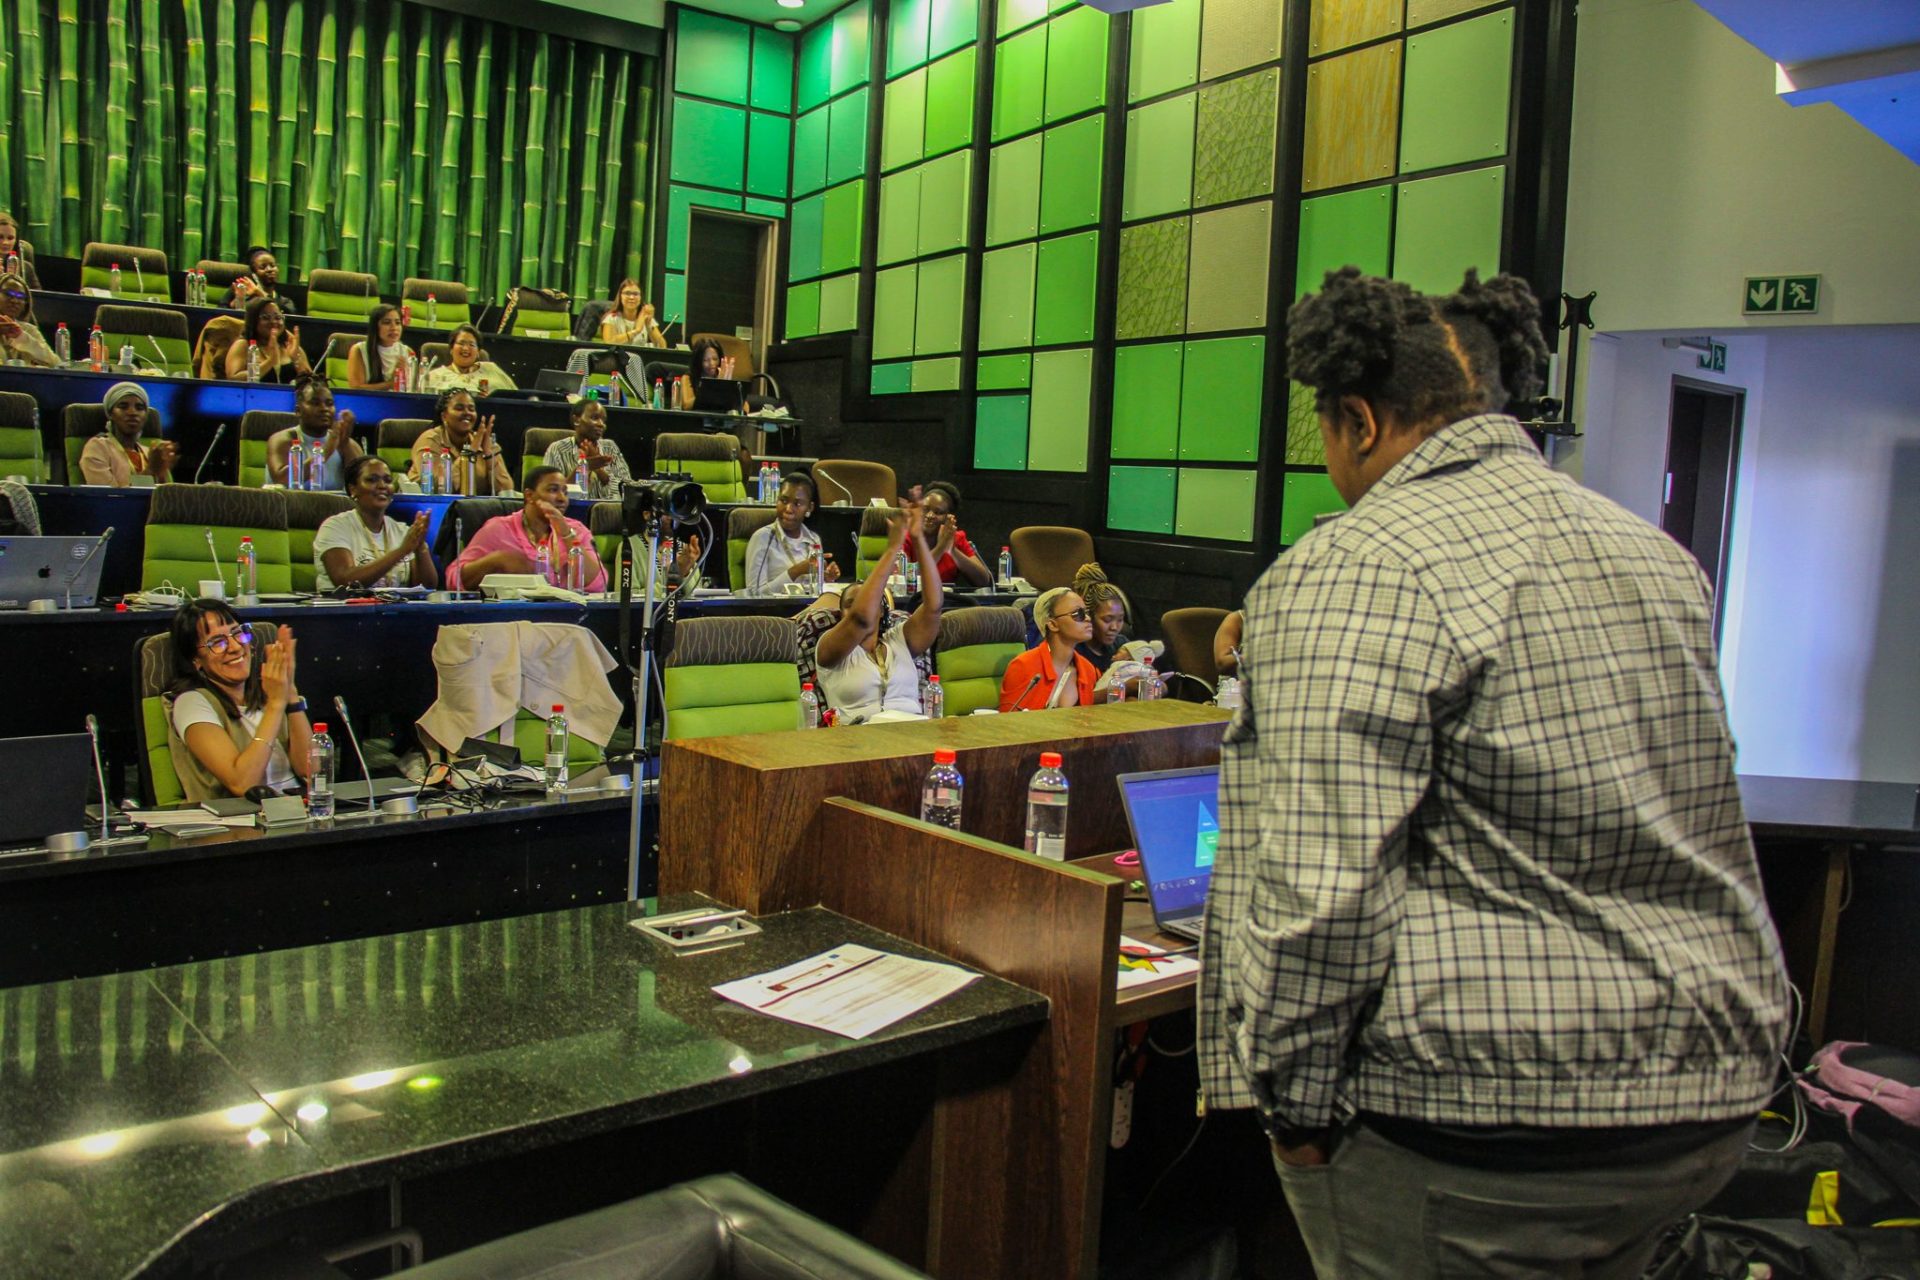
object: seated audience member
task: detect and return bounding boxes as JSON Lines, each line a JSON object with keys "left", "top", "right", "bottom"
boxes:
{"left": 423, "top": 324, "right": 517, "bottom": 393}
{"left": 446, "top": 465, "right": 607, "bottom": 591}
{"left": 541, "top": 396, "right": 632, "bottom": 499}
{"left": 409, "top": 388, "right": 515, "bottom": 495}
{"left": 744, "top": 472, "right": 839, "bottom": 596}
{"left": 808, "top": 494, "right": 941, "bottom": 723}
{"left": 79, "top": 382, "right": 176, "bottom": 485}
{"left": 671, "top": 337, "right": 730, "bottom": 409}
{"left": 220, "top": 246, "right": 284, "bottom": 309}
{"left": 1071, "top": 563, "right": 1130, "bottom": 673}
{"left": 1213, "top": 609, "right": 1243, "bottom": 677}
{"left": 920, "top": 481, "right": 992, "bottom": 588}
{"left": 0, "top": 270, "right": 58, "bottom": 367}
{"left": 0, "top": 212, "right": 43, "bottom": 290}
{"left": 313, "top": 455, "right": 438, "bottom": 591}
{"left": 267, "top": 373, "right": 362, "bottom": 489}
{"left": 598, "top": 279, "right": 666, "bottom": 347}
{"left": 224, "top": 295, "right": 310, "bottom": 382}
{"left": 999, "top": 586, "right": 1099, "bottom": 712}
{"left": 346, "top": 303, "right": 418, "bottom": 389}
{"left": 166, "top": 600, "right": 313, "bottom": 801}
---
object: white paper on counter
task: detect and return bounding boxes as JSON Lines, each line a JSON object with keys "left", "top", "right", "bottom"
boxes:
{"left": 712, "top": 942, "right": 979, "bottom": 1039}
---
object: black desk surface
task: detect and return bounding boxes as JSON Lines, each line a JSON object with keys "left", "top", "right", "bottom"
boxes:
{"left": 0, "top": 896, "right": 1048, "bottom": 1280}
{"left": 1740, "top": 774, "right": 1920, "bottom": 844}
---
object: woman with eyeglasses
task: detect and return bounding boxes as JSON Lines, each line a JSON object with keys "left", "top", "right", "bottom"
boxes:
{"left": 422, "top": 324, "right": 517, "bottom": 394}
{"left": 0, "top": 269, "right": 57, "bottom": 367}
{"left": 222, "top": 296, "right": 310, "bottom": 382}
{"left": 999, "top": 586, "right": 1100, "bottom": 712}
{"left": 165, "top": 600, "right": 313, "bottom": 801}
{"left": 598, "top": 279, "right": 666, "bottom": 347}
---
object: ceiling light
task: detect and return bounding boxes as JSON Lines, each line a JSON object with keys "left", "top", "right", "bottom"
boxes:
{"left": 774, "top": 19, "right": 801, "bottom": 30}
{"left": 777, "top": 0, "right": 805, "bottom": 8}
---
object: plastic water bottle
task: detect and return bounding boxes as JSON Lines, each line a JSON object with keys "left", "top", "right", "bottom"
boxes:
{"left": 307, "top": 724, "right": 336, "bottom": 819}
{"left": 1023, "top": 752, "right": 1069, "bottom": 861}
{"left": 905, "top": 553, "right": 920, "bottom": 595}
{"left": 1215, "top": 676, "right": 1242, "bottom": 710}
{"left": 306, "top": 445, "right": 327, "bottom": 491}
{"left": 799, "top": 681, "right": 820, "bottom": 729}
{"left": 998, "top": 546, "right": 1014, "bottom": 586}
{"left": 543, "top": 705, "right": 568, "bottom": 794}
{"left": 922, "top": 673, "right": 944, "bottom": 719}
{"left": 1105, "top": 681, "right": 1126, "bottom": 704}
{"left": 1139, "top": 670, "right": 1166, "bottom": 701}
{"left": 54, "top": 324, "right": 70, "bottom": 364}
{"left": 4, "top": 251, "right": 16, "bottom": 275}
{"left": 246, "top": 339, "right": 262, "bottom": 383}
{"left": 418, "top": 449, "right": 436, "bottom": 495}
{"left": 652, "top": 378, "right": 665, "bottom": 410}
{"left": 535, "top": 543, "right": 552, "bottom": 585}
{"left": 566, "top": 543, "right": 584, "bottom": 591}
{"left": 920, "top": 748, "right": 963, "bottom": 829}
{"left": 426, "top": 294, "right": 438, "bottom": 327}
{"left": 286, "top": 440, "right": 307, "bottom": 490}
{"left": 573, "top": 455, "right": 590, "bottom": 492}
{"left": 895, "top": 552, "right": 908, "bottom": 586}
{"left": 810, "top": 539, "right": 823, "bottom": 594}
{"left": 235, "top": 536, "right": 257, "bottom": 598}
{"left": 88, "top": 326, "right": 105, "bottom": 371}
{"left": 109, "top": 262, "right": 122, "bottom": 294}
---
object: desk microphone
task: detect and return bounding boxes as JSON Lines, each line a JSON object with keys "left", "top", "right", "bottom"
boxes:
{"left": 194, "top": 422, "right": 228, "bottom": 484}
{"left": 332, "top": 695, "right": 378, "bottom": 816}
{"left": 204, "top": 527, "right": 226, "bottom": 593}
{"left": 1009, "top": 673, "right": 1043, "bottom": 712}
{"left": 145, "top": 334, "right": 171, "bottom": 374}
{"left": 65, "top": 527, "right": 113, "bottom": 609}
{"left": 814, "top": 464, "right": 853, "bottom": 506}
{"left": 79, "top": 714, "right": 143, "bottom": 849}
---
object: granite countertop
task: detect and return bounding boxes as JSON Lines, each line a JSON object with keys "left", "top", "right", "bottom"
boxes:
{"left": 0, "top": 896, "right": 1048, "bottom": 1280}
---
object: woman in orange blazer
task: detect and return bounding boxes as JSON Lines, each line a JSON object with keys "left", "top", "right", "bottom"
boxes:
{"left": 1000, "top": 586, "right": 1101, "bottom": 712}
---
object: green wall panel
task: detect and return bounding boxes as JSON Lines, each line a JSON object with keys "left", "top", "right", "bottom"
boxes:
{"left": 978, "top": 353, "right": 1033, "bottom": 390}
{"left": 1179, "top": 336, "right": 1265, "bottom": 462}
{"left": 889, "top": 0, "right": 931, "bottom": 78}
{"left": 676, "top": 10, "right": 752, "bottom": 106}
{"left": 915, "top": 253, "right": 967, "bottom": 355}
{"left": 1043, "top": 7, "right": 1109, "bottom": 124}
{"left": 664, "top": 273, "right": 687, "bottom": 325}
{"left": 912, "top": 357, "right": 962, "bottom": 392}
{"left": 986, "top": 135, "right": 1043, "bottom": 246}
{"left": 1393, "top": 165, "right": 1505, "bottom": 295}
{"left": 818, "top": 271, "right": 860, "bottom": 332}
{"left": 918, "top": 150, "right": 972, "bottom": 256}
{"left": 820, "top": 180, "right": 867, "bottom": 274}
{"left": 752, "top": 28, "right": 795, "bottom": 113}
{"left": 873, "top": 361, "right": 916, "bottom": 394}
{"left": 883, "top": 71, "right": 928, "bottom": 172}
{"left": 830, "top": 2, "right": 873, "bottom": 98}
{"left": 1108, "top": 465, "right": 1176, "bottom": 534}
{"left": 923, "top": 47, "right": 977, "bottom": 159}
{"left": 1186, "top": 200, "right": 1272, "bottom": 334}
{"left": 827, "top": 88, "right": 871, "bottom": 186}
{"left": 1400, "top": 10, "right": 1514, "bottom": 175}
{"left": 1129, "top": 0, "right": 1201, "bottom": 103}
{"left": 1110, "top": 341, "right": 1183, "bottom": 460}
{"left": 992, "top": 27, "right": 1048, "bottom": 142}
{"left": 789, "top": 193, "right": 825, "bottom": 280}
{"left": 793, "top": 106, "right": 830, "bottom": 197}
{"left": 1285, "top": 382, "right": 1327, "bottom": 465}
{"left": 998, "top": 0, "right": 1050, "bottom": 38}
{"left": 1296, "top": 186, "right": 1394, "bottom": 298}
{"left": 878, "top": 168, "right": 922, "bottom": 265}
{"left": 747, "top": 113, "right": 792, "bottom": 198}
{"left": 1040, "top": 116, "right": 1104, "bottom": 236}
{"left": 1194, "top": 68, "right": 1279, "bottom": 208}
{"left": 667, "top": 186, "right": 744, "bottom": 273}
{"left": 1029, "top": 348, "right": 1093, "bottom": 472}
{"left": 671, "top": 99, "right": 748, "bottom": 189}
{"left": 798, "top": 21, "right": 834, "bottom": 113}
{"left": 746, "top": 198, "right": 786, "bottom": 218}
{"left": 1177, "top": 468, "right": 1257, "bottom": 541}
{"left": 1281, "top": 471, "right": 1348, "bottom": 545}
{"left": 786, "top": 282, "right": 821, "bottom": 339}
{"left": 1122, "top": 94, "right": 1196, "bottom": 222}
{"left": 1115, "top": 216, "right": 1190, "bottom": 340}
{"left": 873, "top": 264, "right": 918, "bottom": 359}
{"left": 1034, "top": 231, "right": 1099, "bottom": 347}
{"left": 928, "top": 0, "right": 978, "bottom": 60}
{"left": 975, "top": 395, "right": 1031, "bottom": 470}
{"left": 979, "top": 244, "right": 1036, "bottom": 350}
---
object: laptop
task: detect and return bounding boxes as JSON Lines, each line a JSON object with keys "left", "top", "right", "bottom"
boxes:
{"left": 1115, "top": 765, "right": 1221, "bottom": 942}
{"left": 535, "top": 368, "right": 587, "bottom": 396}
{"left": 690, "top": 377, "right": 749, "bottom": 414}
{"left": 0, "top": 535, "right": 109, "bottom": 609}
{"left": 0, "top": 733, "right": 96, "bottom": 851}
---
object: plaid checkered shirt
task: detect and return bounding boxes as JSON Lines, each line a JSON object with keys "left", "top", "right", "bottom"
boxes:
{"left": 1198, "top": 413, "right": 1789, "bottom": 1132}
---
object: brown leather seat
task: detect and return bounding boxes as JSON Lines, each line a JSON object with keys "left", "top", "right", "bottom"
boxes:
{"left": 1160, "top": 606, "right": 1230, "bottom": 699}
{"left": 811, "top": 458, "right": 896, "bottom": 508}
{"left": 1009, "top": 525, "right": 1095, "bottom": 593}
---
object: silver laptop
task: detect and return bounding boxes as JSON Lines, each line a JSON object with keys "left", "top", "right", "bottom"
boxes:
{"left": 0, "top": 535, "right": 109, "bottom": 609}
{"left": 1115, "top": 766, "right": 1221, "bottom": 943}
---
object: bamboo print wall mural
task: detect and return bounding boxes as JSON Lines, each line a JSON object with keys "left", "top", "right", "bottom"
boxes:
{"left": 0, "top": 0, "right": 658, "bottom": 301}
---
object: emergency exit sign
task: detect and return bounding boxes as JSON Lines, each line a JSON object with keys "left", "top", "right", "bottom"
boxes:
{"left": 1744, "top": 274, "right": 1820, "bottom": 315}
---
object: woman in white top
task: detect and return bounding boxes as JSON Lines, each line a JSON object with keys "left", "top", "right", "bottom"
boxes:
{"left": 744, "top": 472, "right": 842, "bottom": 596}
{"left": 598, "top": 278, "right": 666, "bottom": 347}
{"left": 345, "top": 303, "right": 419, "bottom": 389}
{"left": 166, "top": 600, "right": 314, "bottom": 800}
{"left": 422, "top": 324, "right": 517, "bottom": 393}
{"left": 812, "top": 490, "right": 942, "bottom": 723}
{"left": 313, "top": 455, "right": 439, "bottom": 590}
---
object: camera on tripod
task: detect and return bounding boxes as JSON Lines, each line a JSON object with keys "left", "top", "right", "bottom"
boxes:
{"left": 619, "top": 473, "right": 706, "bottom": 536}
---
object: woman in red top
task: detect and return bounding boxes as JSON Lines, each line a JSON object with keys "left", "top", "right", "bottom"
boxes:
{"left": 999, "top": 586, "right": 1100, "bottom": 712}
{"left": 922, "top": 482, "right": 993, "bottom": 588}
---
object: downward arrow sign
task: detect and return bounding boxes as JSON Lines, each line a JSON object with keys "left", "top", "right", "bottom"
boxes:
{"left": 1749, "top": 280, "right": 1777, "bottom": 308}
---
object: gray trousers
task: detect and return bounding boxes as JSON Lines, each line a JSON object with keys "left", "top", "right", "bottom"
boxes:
{"left": 1275, "top": 1120, "right": 1753, "bottom": 1279}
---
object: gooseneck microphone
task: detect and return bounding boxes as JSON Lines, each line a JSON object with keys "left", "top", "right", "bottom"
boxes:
{"left": 194, "top": 422, "right": 228, "bottom": 485}
{"left": 86, "top": 714, "right": 111, "bottom": 845}
{"left": 332, "top": 696, "right": 378, "bottom": 816}
{"left": 65, "top": 527, "right": 113, "bottom": 610}
{"left": 1009, "top": 673, "right": 1044, "bottom": 712}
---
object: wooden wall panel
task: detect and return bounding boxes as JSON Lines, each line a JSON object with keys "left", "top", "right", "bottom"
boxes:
{"left": 1309, "top": 0, "right": 1403, "bottom": 58}
{"left": 1302, "top": 41, "right": 1404, "bottom": 193}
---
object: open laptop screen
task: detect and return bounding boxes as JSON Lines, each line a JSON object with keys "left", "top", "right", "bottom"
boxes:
{"left": 1117, "top": 766, "right": 1220, "bottom": 920}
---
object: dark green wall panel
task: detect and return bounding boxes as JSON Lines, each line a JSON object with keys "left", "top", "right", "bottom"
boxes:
{"left": 975, "top": 394, "right": 1031, "bottom": 469}
{"left": 793, "top": 106, "right": 830, "bottom": 196}
{"left": 889, "top": 0, "right": 932, "bottom": 77}
{"left": 1111, "top": 341, "right": 1183, "bottom": 460}
{"left": 1108, "top": 465, "right": 1176, "bottom": 534}
{"left": 1280, "top": 471, "right": 1347, "bottom": 545}
{"left": 992, "top": 26, "right": 1048, "bottom": 142}
{"left": 752, "top": 27, "right": 795, "bottom": 112}
{"left": 747, "top": 112, "right": 792, "bottom": 198}
{"left": 1295, "top": 185, "right": 1393, "bottom": 297}
{"left": 923, "top": 47, "right": 977, "bottom": 159}
{"left": 827, "top": 87, "right": 870, "bottom": 186}
{"left": 1042, "top": 6, "right": 1109, "bottom": 125}
{"left": 671, "top": 98, "right": 747, "bottom": 188}
{"left": 675, "top": 9, "right": 752, "bottom": 105}
{"left": 1034, "top": 230, "right": 1099, "bottom": 347}
{"left": 1039, "top": 115, "right": 1103, "bottom": 236}
{"left": 830, "top": 1, "right": 872, "bottom": 97}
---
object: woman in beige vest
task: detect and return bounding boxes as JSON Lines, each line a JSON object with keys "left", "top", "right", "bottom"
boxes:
{"left": 166, "top": 600, "right": 314, "bottom": 801}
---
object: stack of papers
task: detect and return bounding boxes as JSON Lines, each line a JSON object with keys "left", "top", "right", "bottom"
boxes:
{"left": 1116, "top": 935, "right": 1200, "bottom": 990}
{"left": 125, "top": 808, "right": 258, "bottom": 829}
{"left": 713, "top": 943, "right": 979, "bottom": 1039}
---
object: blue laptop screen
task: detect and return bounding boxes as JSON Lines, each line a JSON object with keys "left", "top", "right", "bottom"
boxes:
{"left": 1122, "top": 769, "right": 1220, "bottom": 918}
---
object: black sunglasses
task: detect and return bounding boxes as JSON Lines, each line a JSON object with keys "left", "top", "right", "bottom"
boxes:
{"left": 1054, "top": 607, "right": 1090, "bottom": 622}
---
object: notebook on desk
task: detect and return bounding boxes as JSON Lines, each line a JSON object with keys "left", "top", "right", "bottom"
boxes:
{"left": 1116, "top": 766, "right": 1221, "bottom": 943}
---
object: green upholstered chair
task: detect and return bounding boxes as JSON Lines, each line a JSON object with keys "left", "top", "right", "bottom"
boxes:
{"left": 0, "top": 391, "right": 45, "bottom": 482}
{"left": 855, "top": 506, "right": 903, "bottom": 582}
{"left": 238, "top": 410, "right": 298, "bottom": 488}
{"left": 662, "top": 616, "right": 802, "bottom": 741}
{"left": 504, "top": 287, "right": 571, "bottom": 338}
{"left": 135, "top": 633, "right": 187, "bottom": 807}
{"left": 510, "top": 711, "right": 605, "bottom": 768}
{"left": 62, "top": 403, "right": 164, "bottom": 485}
{"left": 934, "top": 607, "right": 1026, "bottom": 718}
{"left": 194, "top": 258, "right": 254, "bottom": 301}
{"left": 304, "top": 269, "right": 381, "bottom": 323}
{"left": 402, "top": 277, "right": 472, "bottom": 329}
{"left": 377, "top": 418, "right": 434, "bottom": 475}
{"left": 587, "top": 500, "right": 625, "bottom": 571}
{"left": 319, "top": 334, "right": 356, "bottom": 387}
{"left": 141, "top": 484, "right": 293, "bottom": 594}
{"left": 284, "top": 490, "right": 354, "bottom": 593}
{"left": 94, "top": 304, "right": 194, "bottom": 376}
{"left": 1009, "top": 526, "right": 1096, "bottom": 593}
{"left": 653, "top": 432, "right": 746, "bottom": 505}
{"left": 811, "top": 459, "right": 897, "bottom": 509}
{"left": 726, "top": 506, "right": 778, "bottom": 593}
{"left": 521, "top": 427, "right": 571, "bottom": 487}
{"left": 80, "top": 241, "right": 171, "bottom": 302}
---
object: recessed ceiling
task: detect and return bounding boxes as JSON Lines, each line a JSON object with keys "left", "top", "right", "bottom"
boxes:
{"left": 676, "top": 0, "right": 859, "bottom": 27}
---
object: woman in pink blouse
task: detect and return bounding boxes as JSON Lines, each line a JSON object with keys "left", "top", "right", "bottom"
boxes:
{"left": 446, "top": 466, "right": 607, "bottom": 592}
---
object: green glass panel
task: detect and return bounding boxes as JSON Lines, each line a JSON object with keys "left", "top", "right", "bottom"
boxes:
{"left": 878, "top": 168, "right": 922, "bottom": 265}
{"left": 1393, "top": 166, "right": 1505, "bottom": 295}
{"left": 1280, "top": 470, "right": 1348, "bottom": 545}
{"left": 1116, "top": 216, "right": 1189, "bottom": 340}
{"left": 663, "top": 272, "right": 686, "bottom": 324}
{"left": 1028, "top": 347, "right": 1092, "bottom": 472}
{"left": 918, "top": 150, "right": 972, "bottom": 256}
{"left": 745, "top": 198, "right": 786, "bottom": 218}
{"left": 911, "top": 357, "right": 962, "bottom": 392}
{"left": 1039, "top": 115, "right": 1103, "bottom": 236}
{"left": 873, "top": 264, "right": 918, "bottom": 359}
{"left": 1194, "top": 67, "right": 1278, "bottom": 208}
{"left": 1296, "top": 186, "right": 1394, "bottom": 299}
{"left": 818, "top": 271, "right": 861, "bottom": 332}
{"left": 1033, "top": 231, "right": 1098, "bottom": 348}
{"left": 1284, "top": 381, "right": 1327, "bottom": 465}
{"left": 793, "top": 106, "right": 830, "bottom": 197}
{"left": 1043, "top": 6, "right": 1108, "bottom": 125}
{"left": 997, "top": 0, "right": 1050, "bottom": 38}
{"left": 992, "top": 26, "right": 1047, "bottom": 142}
{"left": 1110, "top": 342, "right": 1182, "bottom": 460}
{"left": 752, "top": 27, "right": 795, "bottom": 112}
{"left": 923, "top": 47, "right": 977, "bottom": 159}
{"left": 928, "top": 0, "right": 978, "bottom": 59}
{"left": 914, "top": 253, "right": 967, "bottom": 355}
{"left": 786, "top": 282, "right": 821, "bottom": 339}
{"left": 872, "top": 361, "right": 916, "bottom": 394}
{"left": 1177, "top": 468, "right": 1258, "bottom": 541}
{"left": 1400, "top": 10, "right": 1514, "bottom": 175}
{"left": 888, "top": 0, "right": 931, "bottom": 78}
{"left": 830, "top": 1, "right": 873, "bottom": 98}
{"left": 975, "top": 395, "right": 1030, "bottom": 470}
{"left": 883, "top": 70, "right": 928, "bottom": 172}
{"left": 827, "top": 87, "right": 871, "bottom": 186}
{"left": 668, "top": 185, "right": 744, "bottom": 273}
{"left": 1129, "top": 0, "right": 1200, "bottom": 103}
{"left": 1186, "top": 200, "right": 1272, "bottom": 334}
{"left": 788, "top": 193, "right": 825, "bottom": 281}
{"left": 820, "top": 179, "right": 867, "bottom": 275}
{"left": 977, "top": 352, "right": 1032, "bottom": 390}
{"left": 798, "top": 21, "right": 834, "bottom": 113}
{"left": 1121, "top": 94, "right": 1196, "bottom": 221}
{"left": 1179, "top": 335, "right": 1264, "bottom": 462}
{"left": 986, "top": 135, "right": 1042, "bottom": 246}
{"left": 671, "top": 99, "right": 748, "bottom": 189}
{"left": 676, "top": 10, "right": 752, "bottom": 105}
{"left": 978, "top": 243, "right": 1035, "bottom": 351}
{"left": 1108, "top": 465, "right": 1176, "bottom": 534}
{"left": 747, "top": 112, "right": 792, "bottom": 198}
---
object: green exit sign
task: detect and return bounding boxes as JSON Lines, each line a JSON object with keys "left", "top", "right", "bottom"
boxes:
{"left": 1744, "top": 274, "right": 1821, "bottom": 315}
{"left": 1697, "top": 342, "right": 1727, "bottom": 373}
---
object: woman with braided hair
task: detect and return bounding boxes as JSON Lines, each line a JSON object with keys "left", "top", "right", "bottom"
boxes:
{"left": 1070, "top": 562, "right": 1130, "bottom": 674}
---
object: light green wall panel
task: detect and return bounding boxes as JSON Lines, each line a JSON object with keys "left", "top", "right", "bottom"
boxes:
{"left": 1176, "top": 468, "right": 1257, "bottom": 541}
{"left": 818, "top": 272, "right": 860, "bottom": 333}
{"left": 1129, "top": 0, "right": 1201, "bottom": 103}
{"left": 827, "top": 87, "right": 871, "bottom": 186}
{"left": 928, "top": 0, "right": 977, "bottom": 59}
{"left": 1108, "top": 465, "right": 1176, "bottom": 534}
{"left": 747, "top": 112, "right": 792, "bottom": 198}
{"left": 746, "top": 197, "right": 786, "bottom": 218}
{"left": 872, "top": 361, "right": 915, "bottom": 394}
{"left": 667, "top": 186, "right": 744, "bottom": 272}
{"left": 788, "top": 193, "right": 824, "bottom": 281}
{"left": 1186, "top": 200, "right": 1272, "bottom": 334}
{"left": 923, "top": 47, "right": 977, "bottom": 158}
{"left": 873, "top": 264, "right": 918, "bottom": 359}
{"left": 1034, "top": 231, "right": 1099, "bottom": 347}
{"left": 820, "top": 179, "right": 867, "bottom": 274}
{"left": 798, "top": 21, "right": 834, "bottom": 113}
{"left": 1029, "top": 347, "right": 1092, "bottom": 472}
{"left": 676, "top": 10, "right": 751, "bottom": 106}
{"left": 1122, "top": 94, "right": 1196, "bottom": 221}
{"left": 1044, "top": 6, "right": 1109, "bottom": 124}
{"left": 793, "top": 106, "right": 829, "bottom": 197}
{"left": 992, "top": 26, "right": 1048, "bottom": 142}
{"left": 1179, "top": 335, "right": 1264, "bottom": 462}
{"left": 752, "top": 27, "right": 794, "bottom": 112}
{"left": 912, "top": 357, "right": 962, "bottom": 392}
{"left": 1296, "top": 186, "right": 1393, "bottom": 298}
{"left": 979, "top": 244, "right": 1036, "bottom": 350}
{"left": 1200, "top": 0, "right": 1283, "bottom": 82}
{"left": 1400, "top": 10, "right": 1514, "bottom": 175}
{"left": 1110, "top": 342, "right": 1183, "bottom": 460}
{"left": 986, "top": 135, "right": 1043, "bottom": 246}
{"left": 671, "top": 99, "right": 748, "bottom": 188}
{"left": 883, "top": 70, "right": 927, "bottom": 172}
{"left": 915, "top": 254, "right": 967, "bottom": 355}
{"left": 977, "top": 353, "right": 1032, "bottom": 390}
{"left": 786, "top": 282, "right": 821, "bottom": 339}
{"left": 998, "top": 0, "right": 1050, "bottom": 38}
{"left": 1281, "top": 470, "right": 1347, "bottom": 544}
{"left": 975, "top": 395, "right": 1031, "bottom": 470}
{"left": 663, "top": 272, "right": 686, "bottom": 323}
{"left": 878, "top": 168, "right": 922, "bottom": 265}
{"left": 1116, "top": 216, "right": 1190, "bottom": 340}
{"left": 830, "top": 1, "right": 873, "bottom": 98}
{"left": 918, "top": 150, "right": 972, "bottom": 256}
{"left": 1393, "top": 165, "right": 1505, "bottom": 295}
{"left": 889, "top": 0, "right": 931, "bottom": 77}
{"left": 1194, "top": 67, "right": 1279, "bottom": 208}
{"left": 1039, "top": 115, "right": 1104, "bottom": 236}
